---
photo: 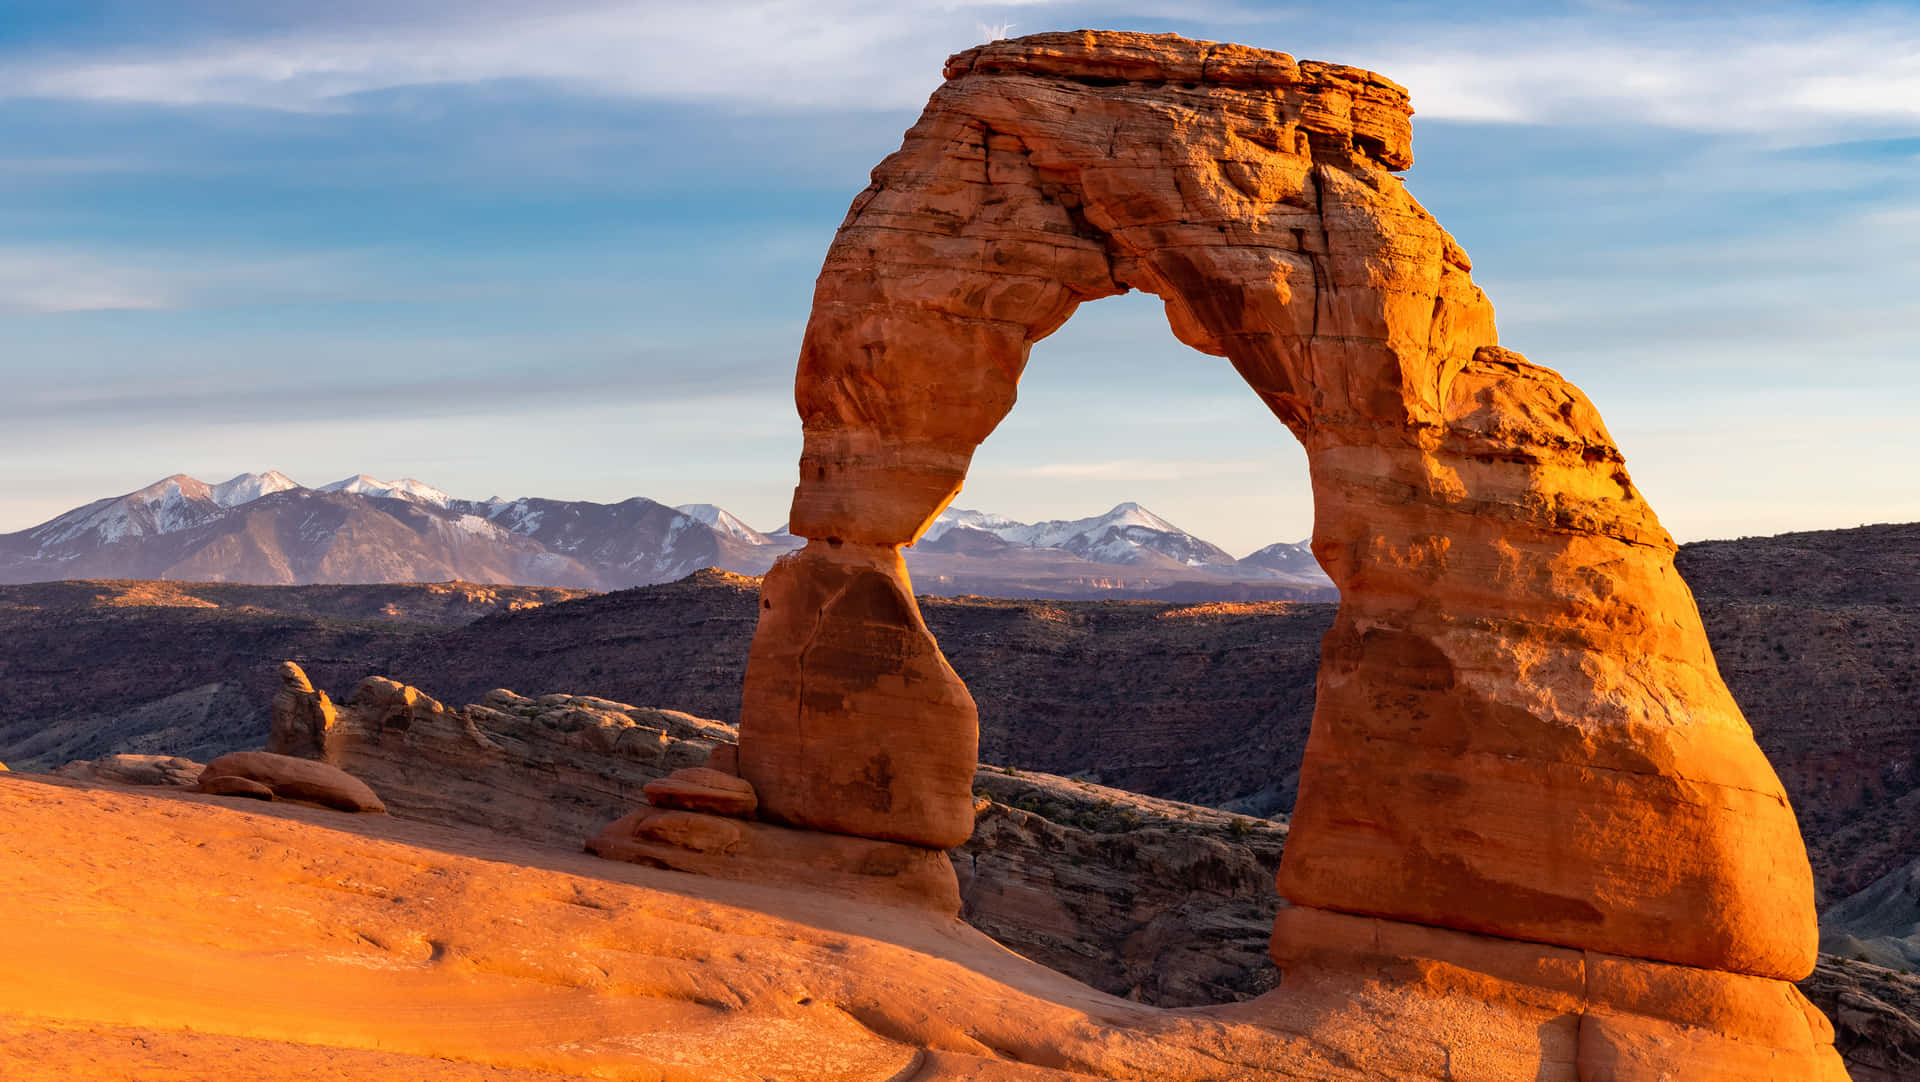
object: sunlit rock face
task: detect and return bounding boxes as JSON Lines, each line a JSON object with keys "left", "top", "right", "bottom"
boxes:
{"left": 739, "top": 28, "right": 1841, "bottom": 1078}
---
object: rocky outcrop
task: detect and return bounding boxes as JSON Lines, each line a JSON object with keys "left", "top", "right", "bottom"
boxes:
{"left": 589, "top": 804, "right": 961, "bottom": 914}
{"left": 265, "top": 670, "right": 732, "bottom": 846}
{"left": 1801, "top": 958, "right": 1920, "bottom": 1082}
{"left": 197, "top": 751, "right": 385, "bottom": 813}
{"left": 264, "top": 661, "right": 334, "bottom": 759}
{"left": 735, "top": 28, "right": 1833, "bottom": 1076}
{"left": 962, "top": 768, "right": 1288, "bottom": 1005}
{"left": 52, "top": 754, "right": 202, "bottom": 788}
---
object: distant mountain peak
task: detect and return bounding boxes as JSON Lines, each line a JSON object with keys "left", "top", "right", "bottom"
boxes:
{"left": 674, "top": 503, "right": 773, "bottom": 545}
{"left": 319, "top": 475, "right": 453, "bottom": 508}
{"left": 211, "top": 471, "right": 302, "bottom": 508}
{"left": 1, "top": 477, "right": 1332, "bottom": 600}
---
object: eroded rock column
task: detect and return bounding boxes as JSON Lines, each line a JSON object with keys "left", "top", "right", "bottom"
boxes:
{"left": 738, "top": 100, "right": 1121, "bottom": 848}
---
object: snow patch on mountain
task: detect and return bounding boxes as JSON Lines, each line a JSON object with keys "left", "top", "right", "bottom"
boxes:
{"left": 921, "top": 508, "right": 1027, "bottom": 543}
{"left": 30, "top": 475, "right": 223, "bottom": 547}
{"left": 922, "top": 502, "right": 1236, "bottom": 568}
{"left": 1241, "top": 539, "right": 1320, "bottom": 577}
{"left": 1001, "top": 503, "right": 1191, "bottom": 551}
{"left": 319, "top": 475, "right": 453, "bottom": 507}
{"left": 210, "top": 471, "right": 301, "bottom": 508}
{"left": 675, "top": 503, "right": 773, "bottom": 545}
{"left": 448, "top": 514, "right": 511, "bottom": 541}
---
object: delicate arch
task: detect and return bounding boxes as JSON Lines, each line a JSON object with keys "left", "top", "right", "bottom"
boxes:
{"left": 738, "top": 30, "right": 1814, "bottom": 985}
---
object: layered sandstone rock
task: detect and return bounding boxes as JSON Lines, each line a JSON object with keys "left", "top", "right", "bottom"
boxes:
{"left": 735, "top": 27, "right": 1830, "bottom": 1076}
{"left": 742, "top": 542, "right": 979, "bottom": 847}
{"left": 266, "top": 671, "right": 732, "bottom": 845}
{"left": 588, "top": 804, "right": 962, "bottom": 914}
{"left": 53, "top": 754, "right": 203, "bottom": 788}
{"left": 642, "top": 765, "right": 758, "bottom": 817}
{"left": 197, "top": 751, "right": 384, "bottom": 813}
{"left": 264, "top": 661, "right": 334, "bottom": 759}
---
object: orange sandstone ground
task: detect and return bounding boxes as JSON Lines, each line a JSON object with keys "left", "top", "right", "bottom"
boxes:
{"left": 0, "top": 774, "right": 1358, "bottom": 1081}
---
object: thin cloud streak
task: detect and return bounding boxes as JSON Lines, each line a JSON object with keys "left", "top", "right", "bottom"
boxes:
{"left": 0, "top": 1, "right": 1067, "bottom": 113}
{"left": 1364, "top": 13, "right": 1920, "bottom": 136}
{"left": 0, "top": 249, "right": 176, "bottom": 313}
{"left": 4, "top": 2, "right": 1920, "bottom": 137}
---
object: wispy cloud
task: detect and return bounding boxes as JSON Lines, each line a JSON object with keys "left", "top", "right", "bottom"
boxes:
{"left": 1349, "top": 11, "right": 1920, "bottom": 136}
{"left": 0, "top": 1, "right": 1066, "bottom": 113}
{"left": 3, "top": 2, "right": 1919, "bottom": 138}
{"left": 0, "top": 245, "right": 384, "bottom": 314}
{"left": 0, "top": 249, "right": 176, "bottom": 313}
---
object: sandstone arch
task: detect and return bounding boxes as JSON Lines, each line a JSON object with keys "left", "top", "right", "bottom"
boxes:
{"left": 740, "top": 26, "right": 1816, "bottom": 1008}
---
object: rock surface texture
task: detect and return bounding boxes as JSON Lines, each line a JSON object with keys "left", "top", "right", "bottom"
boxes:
{"left": 197, "top": 751, "right": 385, "bottom": 813}
{"left": 268, "top": 673, "right": 732, "bottom": 846}
{"left": 737, "top": 29, "right": 1838, "bottom": 1078}
{"left": 264, "top": 660, "right": 335, "bottom": 759}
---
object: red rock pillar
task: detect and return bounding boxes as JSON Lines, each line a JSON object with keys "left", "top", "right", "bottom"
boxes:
{"left": 736, "top": 103, "right": 1121, "bottom": 850}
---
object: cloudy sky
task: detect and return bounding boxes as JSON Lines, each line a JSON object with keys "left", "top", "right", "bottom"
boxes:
{"left": 2, "top": 0, "right": 1916, "bottom": 554}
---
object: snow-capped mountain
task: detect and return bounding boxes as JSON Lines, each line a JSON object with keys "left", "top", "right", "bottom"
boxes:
{"left": 1241, "top": 539, "right": 1320, "bottom": 577}
{"left": 210, "top": 471, "right": 300, "bottom": 508}
{"left": 0, "top": 475, "right": 1332, "bottom": 600}
{"left": 317, "top": 474, "right": 454, "bottom": 507}
{"left": 675, "top": 503, "right": 775, "bottom": 545}
{"left": 25, "top": 474, "right": 229, "bottom": 550}
{"left": 0, "top": 474, "right": 793, "bottom": 590}
{"left": 923, "top": 502, "right": 1239, "bottom": 569}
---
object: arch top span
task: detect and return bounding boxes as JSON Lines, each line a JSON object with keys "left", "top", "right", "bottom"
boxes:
{"left": 788, "top": 31, "right": 1493, "bottom": 549}
{"left": 942, "top": 31, "right": 1416, "bottom": 170}
{"left": 741, "top": 29, "right": 1819, "bottom": 998}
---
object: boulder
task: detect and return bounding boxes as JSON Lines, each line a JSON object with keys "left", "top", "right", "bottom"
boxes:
{"left": 201, "top": 774, "right": 275, "bottom": 801}
{"left": 347, "top": 676, "right": 446, "bottom": 733}
{"left": 643, "top": 766, "right": 757, "bottom": 818}
{"left": 197, "top": 751, "right": 384, "bottom": 813}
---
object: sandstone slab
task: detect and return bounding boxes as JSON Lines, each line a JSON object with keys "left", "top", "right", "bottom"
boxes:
{"left": 200, "top": 774, "right": 274, "bottom": 800}
{"left": 588, "top": 805, "right": 962, "bottom": 915}
{"left": 642, "top": 765, "right": 757, "bottom": 817}
{"left": 197, "top": 751, "right": 384, "bottom": 813}
{"left": 1266, "top": 905, "right": 1848, "bottom": 1081}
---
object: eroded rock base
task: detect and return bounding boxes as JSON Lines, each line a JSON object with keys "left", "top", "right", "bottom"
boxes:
{"left": 587, "top": 806, "right": 962, "bottom": 916}
{"left": 1266, "top": 906, "right": 1849, "bottom": 1081}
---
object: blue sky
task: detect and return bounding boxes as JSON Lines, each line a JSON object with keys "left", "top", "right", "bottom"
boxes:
{"left": 1, "top": 0, "right": 1916, "bottom": 554}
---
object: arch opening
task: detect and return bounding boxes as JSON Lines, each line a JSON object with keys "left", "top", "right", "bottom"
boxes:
{"left": 901, "top": 287, "right": 1330, "bottom": 814}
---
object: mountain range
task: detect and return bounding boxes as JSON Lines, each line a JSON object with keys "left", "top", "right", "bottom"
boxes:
{"left": 0, "top": 472, "right": 1332, "bottom": 600}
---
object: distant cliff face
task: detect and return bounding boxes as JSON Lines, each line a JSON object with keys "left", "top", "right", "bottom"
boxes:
{"left": 1677, "top": 522, "right": 1920, "bottom": 903}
